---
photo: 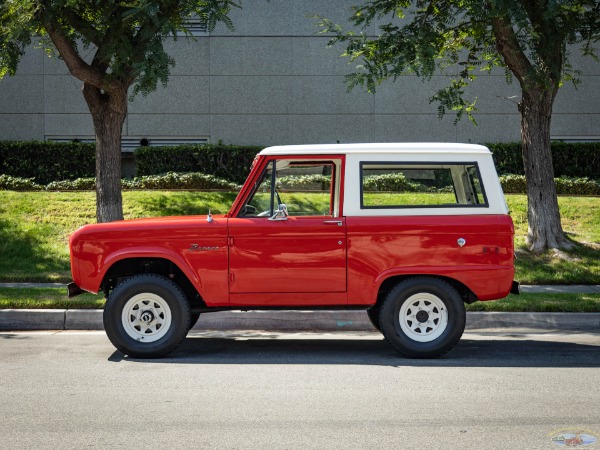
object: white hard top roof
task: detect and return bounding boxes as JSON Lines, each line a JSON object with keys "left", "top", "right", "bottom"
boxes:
{"left": 259, "top": 142, "right": 490, "bottom": 156}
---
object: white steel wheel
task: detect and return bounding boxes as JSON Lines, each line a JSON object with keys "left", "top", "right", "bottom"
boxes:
{"left": 379, "top": 277, "right": 466, "bottom": 359}
{"left": 104, "top": 274, "right": 190, "bottom": 358}
{"left": 121, "top": 293, "right": 172, "bottom": 343}
{"left": 398, "top": 293, "right": 448, "bottom": 343}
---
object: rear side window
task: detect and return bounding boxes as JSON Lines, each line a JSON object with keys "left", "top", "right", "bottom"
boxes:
{"left": 360, "top": 162, "right": 488, "bottom": 209}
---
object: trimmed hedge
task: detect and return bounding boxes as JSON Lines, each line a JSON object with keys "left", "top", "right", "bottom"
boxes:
{"left": 0, "top": 141, "right": 260, "bottom": 184}
{"left": 2, "top": 173, "right": 240, "bottom": 191}
{"left": 135, "top": 144, "right": 262, "bottom": 183}
{"left": 498, "top": 174, "right": 527, "bottom": 194}
{"left": 278, "top": 174, "right": 331, "bottom": 190}
{"left": 499, "top": 175, "right": 600, "bottom": 196}
{"left": 363, "top": 173, "right": 429, "bottom": 192}
{"left": 488, "top": 142, "right": 600, "bottom": 178}
{"left": 0, "top": 174, "right": 43, "bottom": 191}
{"left": 123, "top": 173, "right": 241, "bottom": 190}
{"left": 2, "top": 172, "right": 600, "bottom": 195}
{"left": 2, "top": 140, "right": 600, "bottom": 184}
{"left": 46, "top": 178, "right": 96, "bottom": 191}
{"left": 0, "top": 141, "right": 95, "bottom": 184}
{"left": 278, "top": 173, "right": 441, "bottom": 192}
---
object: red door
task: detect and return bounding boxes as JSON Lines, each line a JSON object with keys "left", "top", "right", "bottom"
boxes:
{"left": 227, "top": 217, "right": 347, "bottom": 295}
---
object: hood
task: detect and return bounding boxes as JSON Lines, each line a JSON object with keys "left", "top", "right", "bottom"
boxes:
{"left": 70, "top": 214, "right": 228, "bottom": 242}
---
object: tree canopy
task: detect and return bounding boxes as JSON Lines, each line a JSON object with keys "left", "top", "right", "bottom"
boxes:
{"left": 0, "top": 0, "right": 239, "bottom": 222}
{"left": 1, "top": 1, "right": 238, "bottom": 94}
{"left": 318, "top": 0, "right": 599, "bottom": 122}
{"left": 318, "top": 0, "right": 600, "bottom": 252}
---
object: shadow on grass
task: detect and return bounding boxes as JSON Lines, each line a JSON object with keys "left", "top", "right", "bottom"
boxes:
{"left": 515, "top": 242, "right": 600, "bottom": 284}
{"left": 0, "top": 219, "right": 70, "bottom": 282}
{"left": 135, "top": 191, "right": 238, "bottom": 217}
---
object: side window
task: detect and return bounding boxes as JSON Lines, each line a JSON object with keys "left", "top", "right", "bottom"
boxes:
{"left": 240, "top": 159, "right": 339, "bottom": 217}
{"left": 360, "top": 162, "right": 488, "bottom": 209}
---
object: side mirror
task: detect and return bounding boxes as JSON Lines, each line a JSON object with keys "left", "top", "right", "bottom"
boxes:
{"left": 268, "top": 204, "right": 288, "bottom": 221}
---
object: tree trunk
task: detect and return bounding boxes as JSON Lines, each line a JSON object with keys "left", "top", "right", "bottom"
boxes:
{"left": 82, "top": 83, "right": 126, "bottom": 223}
{"left": 519, "top": 88, "right": 572, "bottom": 253}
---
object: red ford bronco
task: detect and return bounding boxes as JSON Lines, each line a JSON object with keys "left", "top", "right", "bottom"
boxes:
{"left": 68, "top": 143, "right": 518, "bottom": 358}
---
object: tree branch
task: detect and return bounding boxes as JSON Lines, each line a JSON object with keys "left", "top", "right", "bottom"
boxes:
{"left": 44, "top": 23, "right": 113, "bottom": 91}
{"left": 491, "top": 15, "right": 534, "bottom": 88}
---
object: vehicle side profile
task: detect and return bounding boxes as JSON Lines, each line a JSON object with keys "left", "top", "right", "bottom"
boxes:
{"left": 68, "top": 143, "right": 518, "bottom": 358}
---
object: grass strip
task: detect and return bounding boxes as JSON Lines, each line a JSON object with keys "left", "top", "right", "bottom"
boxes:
{"left": 465, "top": 293, "right": 600, "bottom": 313}
{"left": 0, "top": 288, "right": 104, "bottom": 309}
{"left": 1, "top": 288, "right": 599, "bottom": 313}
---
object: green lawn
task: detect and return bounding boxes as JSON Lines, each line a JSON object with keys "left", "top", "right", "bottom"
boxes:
{"left": 0, "top": 287, "right": 104, "bottom": 309}
{"left": 0, "top": 191, "right": 237, "bottom": 282}
{"left": 465, "top": 292, "right": 600, "bottom": 312}
{"left": 0, "top": 190, "right": 599, "bottom": 284}
{"left": 1, "top": 288, "right": 598, "bottom": 312}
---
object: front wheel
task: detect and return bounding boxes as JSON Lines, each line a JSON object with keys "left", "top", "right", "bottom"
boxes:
{"left": 379, "top": 277, "right": 466, "bottom": 359}
{"left": 104, "top": 274, "right": 191, "bottom": 358}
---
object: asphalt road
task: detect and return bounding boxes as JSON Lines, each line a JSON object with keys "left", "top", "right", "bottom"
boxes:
{"left": 1, "top": 330, "right": 599, "bottom": 449}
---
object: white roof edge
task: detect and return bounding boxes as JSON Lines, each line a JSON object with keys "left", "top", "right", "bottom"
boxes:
{"left": 259, "top": 143, "right": 490, "bottom": 155}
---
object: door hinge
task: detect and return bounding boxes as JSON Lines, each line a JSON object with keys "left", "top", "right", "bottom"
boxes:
{"left": 228, "top": 273, "right": 234, "bottom": 283}
{"left": 228, "top": 237, "right": 234, "bottom": 246}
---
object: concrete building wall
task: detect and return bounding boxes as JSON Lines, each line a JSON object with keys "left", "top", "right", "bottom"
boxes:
{"left": 0, "top": 0, "right": 598, "bottom": 146}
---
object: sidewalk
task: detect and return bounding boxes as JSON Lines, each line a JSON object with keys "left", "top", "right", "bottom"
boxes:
{"left": 0, "top": 283, "right": 599, "bottom": 332}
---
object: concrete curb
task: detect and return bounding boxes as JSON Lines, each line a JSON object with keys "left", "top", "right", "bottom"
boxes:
{"left": 1, "top": 309, "right": 598, "bottom": 332}
{"left": 0, "top": 309, "right": 66, "bottom": 330}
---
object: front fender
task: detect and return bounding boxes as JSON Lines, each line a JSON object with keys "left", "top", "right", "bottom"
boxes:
{"left": 69, "top": 215, "right": 229, "bottom": 304}
{"left": 77, "top": 246, "right": 202, "bottom": 295}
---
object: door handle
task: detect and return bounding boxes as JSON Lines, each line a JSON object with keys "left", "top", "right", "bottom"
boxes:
{"left": 323, "top": 220, "right": 343, "bottom": 226}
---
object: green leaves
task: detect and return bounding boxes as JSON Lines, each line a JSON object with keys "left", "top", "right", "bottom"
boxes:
{"left": 0, "top": 173, "right": 242, "bottom": 191}
{"left": 124, "top": 172, "right": 241, "bottom": 190}
{"left": 0, "top": 0, "right": 36, "bottom": 77}
{"left": 499, "top": 174, "right": 600, "bottom": 196}
{"left": 0, "top": 141, "right": 96, "bottom": 184}
{"left": 134, "top": 143, "right": 262, "bottom": 183}
{"left": 1, "top": 0, "right": 241, "bottom": 95}
{"left": 317, "top": 0, "right": 600, "bottom": 122}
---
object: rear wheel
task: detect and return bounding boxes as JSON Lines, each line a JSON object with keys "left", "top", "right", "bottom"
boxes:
{"left": 104, "top": 274, "right": 190, "bottom": 358}
{"left": 379, "top": 277, "right": 465, "bottom": 358}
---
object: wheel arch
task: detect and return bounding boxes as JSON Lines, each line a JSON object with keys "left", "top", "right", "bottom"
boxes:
{"left": 375, "top": 274, "right": 478, "bottom": 308}
{"left": 100, "top": 257, "right": 205, "bottom": 309}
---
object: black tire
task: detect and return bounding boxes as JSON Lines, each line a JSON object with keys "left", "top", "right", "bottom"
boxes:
{"left": 188, "top": 313, "right": 201, "bottom": 331}
{"left": 103, "top": 274, "right": 191, "bottom": 358}
{"left": 379, "top": 277, "right": 466, "bottom": 359}
{"left": 366, "top": 306, "right": 381, "bottom": 332}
